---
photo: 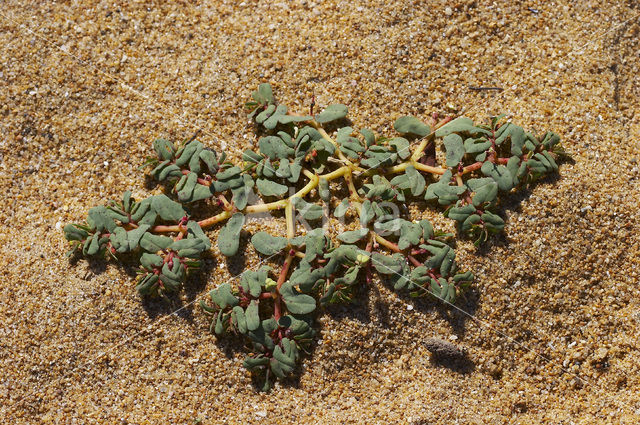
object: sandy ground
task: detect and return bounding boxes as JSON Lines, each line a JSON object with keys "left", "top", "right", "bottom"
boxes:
{"left": 1, "top": 1, "right": 639, "bottom": 423}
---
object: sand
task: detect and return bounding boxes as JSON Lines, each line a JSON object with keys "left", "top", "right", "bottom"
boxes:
{"left": 1, "top": 0, "right": 639, "bottom": 423}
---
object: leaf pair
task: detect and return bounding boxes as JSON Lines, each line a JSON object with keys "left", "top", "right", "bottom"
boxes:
{"left": 389, "top": 165, "right": 426, "bottom": 197}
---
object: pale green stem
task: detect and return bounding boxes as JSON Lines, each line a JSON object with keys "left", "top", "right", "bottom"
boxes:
{"left": 152, "top": 115, "right": 457, "bottom": 234}
{"left": 285, "top": 199, "right": 295, "bottom": 240}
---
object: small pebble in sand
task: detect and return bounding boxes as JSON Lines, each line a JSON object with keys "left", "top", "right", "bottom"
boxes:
{"left": 424, "top": 338, "right": 464, "bottom": 360}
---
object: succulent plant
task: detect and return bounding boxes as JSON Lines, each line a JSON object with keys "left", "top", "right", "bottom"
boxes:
{"left": 65, "top": 83, "right": 565, "bottom": 391}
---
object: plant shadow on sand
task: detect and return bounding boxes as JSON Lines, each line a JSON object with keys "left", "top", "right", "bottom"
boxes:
{"left": 314, "top": 280, "right": 478, "bottom": 377}
{"left": 138, "top": 253, "right": 215, "bottom": 322}
{"left": 473, "top": 159, "right": 571, "bottom": 256}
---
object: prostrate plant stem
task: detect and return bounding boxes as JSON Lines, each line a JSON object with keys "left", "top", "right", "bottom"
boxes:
{"left": 64, "top": 83, "right": 565, "bottom": 391}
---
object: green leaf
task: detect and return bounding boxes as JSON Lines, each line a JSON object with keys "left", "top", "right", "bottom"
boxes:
{"left": 359, "top": 200, "right": 375, "bottom": 225}
{"left": 373, "top": 217, "right": 402, "bottom": 235}
{"left": 542, "top": 151, "right": 558, "bottom": 171}
{"left": 429, "top": 278, "right": 456, "bottom": 303}
{"left": 243, "top": 355, "right": 269, "bottom": 371}
{"left": 338, "top": 228, "right": 369, "bottom": 244}
{"left": 443, "top": 133, "right": 465, "bottom": 167}
{"left": 361, "top": 175, "right": 396, "bottom": 200}
{"left": 394, "top": 116, "right": 430, "bottom": 137}
{"left": 419, "top": 219, "right": 434, "bottom": 240}
{"left": 153, "top": 139, "right": 176, "bottom": 160}
{"left": 243, "top": 149, "right": 263, "bottom": 164}
{"left": 139, "top": 233, "right": 173, "bottom": 252}
{"left": 209, "top": 283, "right": 239, "bottom": 309}
{"left": 424, "top": 170, "right": 466, "bottom": 205}
{"left": 334, "top": 198, "right": 350, "bottom": 218}
{"left": 404, "top": 165, "right": 426, "bottom": 196}
{"left": 254, "top": 83, "right": 274, "bottom": 104}
{"left": 63, "top": 224, "right": 88, "bottom": 241}
{"left": 389, "top": 259, "right": 411, "bottom": 290}
{"left": 435, "top": 116, "right": 481, "bottom": 137}
{"left": 151, "top": 195, "right": 185, "bottom": 222}
{"left": 447, "top": 203, "right": 476, "bottom": 222}
{"left": 280, "top": 281, "right": 316, "bottom": 314}
{"left": 398, "top": 221, "right": 422, "bottom": 250}
{"left": 481, "top": 162, "right": 514, "bottom": 191}
{"left": 279, "top": 315, "right": 314, "bottom": 341}
{"left": 256, "top": 104, "right": 276, "bottom": 124}
{"left": 360, "top": 128, "right": 375, "bottom": 146}
{"left": 461, "top": 214, "right": 482, "bottom": 232}
{"left": 467, "top": 178, "right": 498, "bottom": 206}
{"left": 297, "top": 230, "right": 327, "bottom": 262}
{"left": 230, "top": 184, "right": 250, "bottom": 211}
{"left": 390, "top": 173, "right": 411, "bottom": 191}
{"left": 318, "top": 178, "right": 330, "bottom": 202}
{"left": 389, "top": 137, "right": 411, "bottom": 159}
{"left": 315, "top": 104, "right": 348, "bottom": 123}
{"left": 245, "top": 300, "right": 260, "bottom": 331}
{"left": 481, "top": 211, "right": 505, "bottom": 231}
{"left": 272, "top": 338, "right": 297, "bottom": 369}
{"left": 232, "top": 306, "right": 247, "bottom": 334}
{"left": 526, "top": 158, "right": 547, "bottom": 174}
{"left": 256, "top": 178, "right": 288, "bottom": 197}
{"left": 439, "top": 248, "right": 456, "bottom": 277}
{"left": 251, "top": 231, "right": 288, "bottom": 256}
{"left": 276, "top": 160, "right": 291, "bottom": 179}
{"left": 216, "top": 166, "right": 241, "bottom": 181}
{"left": 509, "top": 126, "right": 526, "bottom": 156}
{"left": 290, "top": 266, "right": 325, "bottom": 293}
{"left": 288, "top": 160, "right": 302, "bottom": 183}
{"left": 506, "top": 156, "right": 521, "bottom": 186}
{"left": 264, "top": 104, "right": 292, "bottom": 129}
{"left": 87, "top": 206, "right": 117, "bottom": 232}
{"left": 240, "top": 267, "right": 270, "bottom": 297}
{"left": 269, "top": 357, "right": 287, "bottom": 380}
{"left": 259, "top": 136, "right": 295, "bottom": 160}
{"left": 175, "top": 140, "right": 202, "bottom": 169}
{"left": 292, "top": 197, "right": 324, "bottom": 221}
{"left": 136, "top": 273, "right": 160, "bottom": 295}
{"left": 409, "top": 266, "right": 431, "bottom": 285}
{"left": 541, "top": 132, "right": 561, "bottom": 150}
{"left": 199, "top": 149, "right": 220, "bottom": 174}
{"left": 464, "top": 137, "right": 492, "bottom": 154}
{"left": 111, "top": 224, "right": 151, "bottom": 253}
{"left": 323, "top": 245, "right": 360, "bottom": 275}
{"left": 140, "top": 253, "right": 163, "bottom": 270}
{"left": 371, "top": 252, "right": 404, "bottom": 275}
{"left": 170, "top": 238, "right": 208, "bottom": 258}
{"left": 176, "top": 172, "right": 197, "bottom": 202}
{"left": 454, "top": 271, "right": 474, "bottom": 283}
{"left": 425, "top": 244, "right": 451, "bottom": 270}
{"left": 218, "top": 213, "right": 245, "bottom": 256}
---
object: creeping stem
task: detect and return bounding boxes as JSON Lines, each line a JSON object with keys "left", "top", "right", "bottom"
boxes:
{"left": 151, "top": 113, "right": 514, "bottom": 234}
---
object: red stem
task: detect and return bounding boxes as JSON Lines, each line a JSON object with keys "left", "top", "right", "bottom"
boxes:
{"left": 462, "top": 157, "right": 510, "bottom": 174}
{"left": 217, "top": 194, "right": 233, "bottom": 211}
{"left": 181, "top": 169, "right": 211, "bottom": 186}
{"left": 407, "top": 255, "right": 423, "bottom": 268}
{"left": 365, "top": 233, "right": 374, "bottom": 285}
{"left": 276, "top": 255, "right": 294, "bottom": 291}
{"left": 274, "top": 253, "right": 295, "bottom": 321}
{"left": 375, "top": 234, "right": 423, "bottom": 267}
{"left": 274, "top": 299, "right": 282, "bottom": 322}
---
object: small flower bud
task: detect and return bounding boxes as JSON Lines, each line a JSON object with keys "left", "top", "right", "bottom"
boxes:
{"left": 356, "top": 254, "right": 370, "bottom": 264}
{"left": 265, "top": 278, "right": 277, "bottom": 290}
